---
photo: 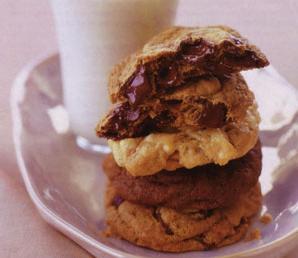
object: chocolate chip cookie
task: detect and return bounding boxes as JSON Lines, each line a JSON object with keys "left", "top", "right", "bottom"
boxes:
{"left": 105, "top": 183, "right": 262, "bottom": 252}
{"left": 108, "top": 26, "right": 268, "bottom": 104}
{"left": 97, "top": 73, "right": 254, "bottom": 140}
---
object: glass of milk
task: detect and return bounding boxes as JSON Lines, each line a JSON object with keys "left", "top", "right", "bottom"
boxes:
{"left": 50, "top": 0, "right": 178, "bottom": 151}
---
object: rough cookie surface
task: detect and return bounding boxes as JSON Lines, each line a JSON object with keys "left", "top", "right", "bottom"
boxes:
{"left": 103, "top": 141, "right": 261, "bottom": 210}
{"left": 108, "top": 104, "right": 260, "bottom": 176}
{"left": 97, "top": 73, "right": 254, "bottom": 140}
{"left": 108, "top": 25, "right": 268, "bottom": 103}
{"left": 105, "top": 184, "right": 262, "bottom": 252}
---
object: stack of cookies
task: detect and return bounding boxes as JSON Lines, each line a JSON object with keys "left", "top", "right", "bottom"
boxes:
{"left": 96, "top": 26, "right": 269, "bottom": 252}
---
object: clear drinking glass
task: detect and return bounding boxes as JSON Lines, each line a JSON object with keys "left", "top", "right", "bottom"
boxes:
{"left": 50, "top": 0, "right": 178, "bottom": 151}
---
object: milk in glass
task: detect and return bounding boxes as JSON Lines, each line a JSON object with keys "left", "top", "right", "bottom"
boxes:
{"left": 51, "top": 0, "right": 178, "bottom": 144}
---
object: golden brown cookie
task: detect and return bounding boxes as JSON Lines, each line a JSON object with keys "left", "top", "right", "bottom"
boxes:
{"left": 97, "top": 73, "right": 254, "bottom": 140}
{"left": 108, "top": 25, "right": 268, "bottom": 104}
{"left": 105, "top": 183, "right": 262, "bottom": 252}
{"left": 103, "top": 140, "right": 261, "bottom": 210}
{"left": 108, "top": 104, "right": 260, "bottom": 176}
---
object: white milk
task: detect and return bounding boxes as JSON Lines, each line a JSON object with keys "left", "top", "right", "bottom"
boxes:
{"left": 51, "top": 0, "right": 178, "bottom": 144}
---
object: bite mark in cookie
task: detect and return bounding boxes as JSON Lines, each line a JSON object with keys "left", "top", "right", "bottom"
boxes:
{"left": 97, "top": 73, "right": 254, "bottom": 140}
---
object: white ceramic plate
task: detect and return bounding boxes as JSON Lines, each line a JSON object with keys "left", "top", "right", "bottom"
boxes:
{"left": 11, "top": 54, "right": 298, "bottom": 258}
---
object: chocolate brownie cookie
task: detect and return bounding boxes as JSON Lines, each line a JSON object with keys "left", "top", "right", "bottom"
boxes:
{"left": 105, "top": 183, "right": 262, "bottom": 252}
{"left": 103, "top": 140, "right": 261, "bottom": 210}
{"left": 97, "top": 73, "right": 254, "bottom": 140}
{"left": 108, "top": 26, "right": 268, "bottom": 104}
{"left": 108, "top": 104, "right": 259, "bottom": 176}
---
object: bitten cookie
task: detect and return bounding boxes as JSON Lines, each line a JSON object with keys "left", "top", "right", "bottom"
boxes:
{"left": 108, "top": 104, "right": 260, "bottom": 176}
{"left": 97, "top": 73, "right": 254, "bottom": 139}
{"left": 108, "top": 25, "right": 268, "bottom": 103}
{"left": 103, "top": 140, "right": 261, "bottom": 210}
{"left": 105, "top": 183, "right": 262, "bottom": 252}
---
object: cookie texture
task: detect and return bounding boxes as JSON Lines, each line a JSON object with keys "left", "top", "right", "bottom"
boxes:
{"left": 108, "top": 104, "right": 260, "bottom": 176}
{"left": 103, "top": 140, "right": 261, "bottom": 210}
{"left": 97, "top": 73, "right": 254, "bottom": 140}
{"left": 108, "top": 25, "right": 269, "bottom": 104}
{"left": 105, "top": 183, "right": 262, "bottom": 252}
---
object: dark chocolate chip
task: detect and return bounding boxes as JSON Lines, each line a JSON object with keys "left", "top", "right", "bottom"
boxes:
{"left": 100, "top": 103, "right": 143, "bottom": 138}
{"left": 197, "top": 100, "right": 227, "bottom": 128}
{"left": 158, "top": 63, "right": 178, "bottom": 87}
{"left": 214, "top": 51, "right": 258, "bottom": 76}
{"left": 181, "top": 40, "right": 214, "bottom": 64}
{"left": 126, "top": 109, "right": 140, "bottom": 121}
{"left": 126, "top": 66, "right": 152, "bottom": 105}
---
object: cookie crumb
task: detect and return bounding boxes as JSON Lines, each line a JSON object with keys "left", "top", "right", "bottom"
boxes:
{"left": 245, "top": 228, "right": 261, "bottom": 241}
{"left": 260, "top": 213, "right": 272, "bottom": 224}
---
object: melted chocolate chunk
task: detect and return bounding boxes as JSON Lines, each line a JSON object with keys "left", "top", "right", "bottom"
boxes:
{"left": 98, "top": 97, "right": 227, "bottom": 139}
{"left": 181, "top": 40, "right": 214, "bottom": 64}
{"left": 126, "top": 109, "right": 140, "bottom": 121}
{"left": 125, "top": 66, "right": 151, "bottom": 105}
{"left": 101, "top": 103, "right": 143, "bottom": 138}
{"left": 179, "top": 39, "right": 264, "bottom": 78}
{"left": 197, "top": 100, "right": 227, "bottom": 128}
{"left": 226, "top": 51, "right": 262, "bottom": 66}
{"left": 113, "top": 103, "right": 140, "bottom": 124}
{"left": 157, "top": 62, "right": 178, "bottom": 87}
{"left": 122, "top": 38, "right": 265, "bottom": 105}
{"left": 215, "top": 51, "right": 262, "bottom": 76}
{"left": 98, "top": 103, "right": 171, "bottom": 139}
{"left": 132, "top": 110, "right": 175, "bottom": 137}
